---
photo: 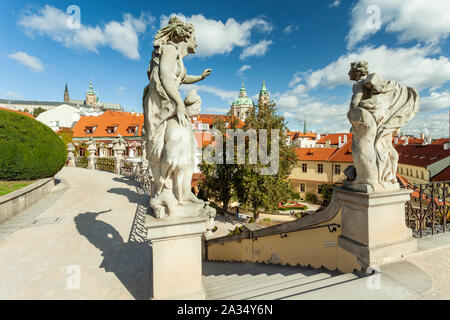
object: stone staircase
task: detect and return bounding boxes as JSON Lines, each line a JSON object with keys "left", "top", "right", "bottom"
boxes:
{"left": 202, "top": 260, "right": 363, "bottom": 300}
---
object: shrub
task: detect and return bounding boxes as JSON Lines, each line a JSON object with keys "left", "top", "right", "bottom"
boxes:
{"left": 0, "top": 109, "right": 67, "bottom": 180}
{"left": 305, "top": 192, "right": 318, "bottom": 203}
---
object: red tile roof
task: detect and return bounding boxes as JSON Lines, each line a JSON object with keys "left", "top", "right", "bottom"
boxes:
{"left": 327, "top": 139, "right": 353, "bottom": 162}
{"left": 395, "top": 144, "right": 450, "bottom": 167}
{"left": 0, "top": 107, "right": 35, "bottom": 118}
{"left": 432, "top": 138, "right": 449, "bottom": 145}
{"left": 316, "top": 133, "right": 352, "bottom": 145}
{"left": 431, "top": 166, "right": 450, "bottom": 182}
{"left": 287, "top": 131, "right": 317, "bottom": 141}
{"left": 294, "top": 148, "right": 337, "bottom": 161}
{"left": 72, "top": 110, "right": 144, "bottom": 138}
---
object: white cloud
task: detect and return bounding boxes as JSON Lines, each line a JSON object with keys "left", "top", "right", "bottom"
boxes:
{"left": 239, "top": 40, "right": 273, "bottom": 60}
{"left": 18, "top": 5, "right": 152, "bottom": 60}
{"left": 6, "top": 91, "right": 24, "bottom": 99}
{"left": 347, "top": 0, "right": 450, "bottom": 49}
{"left": 283, "top": 25, "right": 299, "bottom": 34}
{"left": 8, "top": 51, "right": 44, "bottom": 72}
{"left": 402, "top": 110, "right": 449, "bottom": 138}
{"left": 421, "top": 90, "right": 450, "bottom": 112}
{"left": 181, "top": 84, "right": 238, "bottom": 103}
{"left": 329, "top": 1, "right": 341, "bottom": 8}
{"left": 237, "top": 64, "right": 251, "bottom": 76}
{"left": 116, "top": 86, "right": 126, "bottom": 94}
{"left": 304, "top": 45, "right": 450, "bottom": 92}
{"left": 161, "top": 14, "right": 272, "bottom": 58}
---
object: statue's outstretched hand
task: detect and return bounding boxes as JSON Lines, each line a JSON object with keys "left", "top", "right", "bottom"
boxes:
{"left": 176, "top": 103, "right": 190, "bottom": 127}
{"left": 201, "top": 69, "right": 212, "bottom": 79}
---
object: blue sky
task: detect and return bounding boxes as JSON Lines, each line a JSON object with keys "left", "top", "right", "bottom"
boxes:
{"left": 1, "top": 0, "right": 450, "bottom": 137}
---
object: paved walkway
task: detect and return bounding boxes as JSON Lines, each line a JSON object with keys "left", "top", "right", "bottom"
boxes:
{"left": 0, "top": 167, "right": 151, "bottom": 299}
{"left": 1, "top": 167, "right": 450, "bottom": 300}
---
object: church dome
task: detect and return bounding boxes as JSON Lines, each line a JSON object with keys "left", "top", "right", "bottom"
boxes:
{"left": 231, "top": 83, "right": 254, "bottom": 106}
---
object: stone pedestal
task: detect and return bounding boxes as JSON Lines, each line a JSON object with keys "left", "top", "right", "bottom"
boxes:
{"left": 336, "top": 187, "right": 417, "bottom": 270}
{"left": 145, "top": 213, "right": 209, "bottom": 300}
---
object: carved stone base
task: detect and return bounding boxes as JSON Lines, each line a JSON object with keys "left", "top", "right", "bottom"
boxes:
{"left": 336, "top": 187, "right": 417, "bottom": 270}
{"left": 145, "top": 213, "right": 210, "bottom": 300}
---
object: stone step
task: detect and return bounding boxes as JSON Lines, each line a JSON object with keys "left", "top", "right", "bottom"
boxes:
{"left": 206, "top": 272, "right": 288, "bottom": 294}
{"left": 204, "top": 274, "right": 240, "bottom": 285}
{"left": 218, "top": 272, "right": 332, "bottom": 300}
{"left": 206, "top": 273, "right": 269, "bottom": 290}
{"left": 209, "top": 272, "right": 312, "bottom": 300}
{"left": 252, "top": 273, "right": 359, "bottom": 300}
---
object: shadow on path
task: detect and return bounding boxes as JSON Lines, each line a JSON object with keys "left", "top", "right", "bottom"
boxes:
{"left": 74, "top": 209, "right": 152, "bottom": 300}
{"left": 107, "top": 188, "right": 148, "bottom": 206}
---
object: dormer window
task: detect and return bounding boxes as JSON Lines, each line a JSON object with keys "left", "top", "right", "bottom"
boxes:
{"left": 107, "top": 126, "right": 117, "bottom": 134}
{"left": 127, "top": 126, "right": 137, "bottom": 134}
{"left": 85, "top": 126, "right": 96, "bottom": 134}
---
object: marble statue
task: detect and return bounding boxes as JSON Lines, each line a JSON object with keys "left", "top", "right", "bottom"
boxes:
{"left": 142, "top": 16, "right": 215, "bottom": 220}
{"left": 344, "top": 61, "right": 419, "bottom": 192}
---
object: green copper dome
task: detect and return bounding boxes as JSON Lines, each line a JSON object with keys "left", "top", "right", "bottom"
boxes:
{"left": 232, "top": 83, "right": 254, "bottom": 106}
{"left": 87, "top": 80, "right": 96, "bottom": 95}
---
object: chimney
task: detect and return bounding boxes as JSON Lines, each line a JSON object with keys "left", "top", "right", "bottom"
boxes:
{"left": 344, "top": 135, "right": 348, "bottom": 143}
{"left": 338, "top": 136, "right": 342, "bottom": 147}
{"left": 444, "top": 143, "right": 449, "bottom": 150}
{"left": 316, "top": 133, "right": 321, "bottom": 141}
{"left": 420, "top": 133, "right": 424, "bottom": 140}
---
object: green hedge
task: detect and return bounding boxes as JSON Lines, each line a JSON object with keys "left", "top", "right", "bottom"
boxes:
{"left": 0, "top": 109, "right": 67, "bottom": 180}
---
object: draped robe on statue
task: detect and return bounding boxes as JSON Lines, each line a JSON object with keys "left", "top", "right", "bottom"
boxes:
{"left": 347, "top": 73, "right": 420, "bottom": 192}
{"left": 143, "top": 43, "right": 187, "bottom": 199}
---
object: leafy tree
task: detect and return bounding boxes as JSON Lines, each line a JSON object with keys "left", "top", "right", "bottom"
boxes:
{"left": 305, "top": 192, "right": 318, "bottom": 203}
{"left": 198, "top": 116, "right": 242, "bottom": 214}
{"left": 32, "top": 107, "right": 47, "bottom": 118}
{"left": 234, "top": 101, "right": 298, "bottom": 220}
{"left": 318, "top": 183, "right": 334, "bottom": 205}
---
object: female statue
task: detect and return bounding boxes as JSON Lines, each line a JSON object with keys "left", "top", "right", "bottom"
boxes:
{"left": 142, "top": 16, "right": 212, "bottom": 218}
{"left": 345, "top": 61, "right": 419, "bottom": 192}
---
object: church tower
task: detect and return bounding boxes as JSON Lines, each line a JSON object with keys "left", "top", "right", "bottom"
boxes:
{"left": 64, "top": 83, "right": 70, "bottom": 103}
{"left": 85, "top": 79, "right": 98, "bottom": 109}
{"left": 230, "top": 83, "right": 254, "bottom": 121}
{"left": 258, "top": 80, "right": 270, "bottom": 107}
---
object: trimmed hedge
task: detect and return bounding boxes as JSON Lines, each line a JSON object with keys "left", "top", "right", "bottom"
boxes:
{"left": 0, "top": 109, "right": 67, "bottom": 180}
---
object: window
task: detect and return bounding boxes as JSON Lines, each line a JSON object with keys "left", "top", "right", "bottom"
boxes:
{"left": 400, "top": 167, "right": 403, "bottom": 174}
{"left": 302, "top": 163, "right": 307, "bottom": 173}
{"left": 106, "top": 126, "right": 116, "bottom": 134}
{"left": 127, "top": 126, "right": 137, "bottom": 134}
{"left": 300, "top": 183, "right": 305, "bottom": 192}
{"left": 198, "top": 123, "right": 209, "bottom": 130}
{"left": 79, "top": 148, "right": 85, "bottom": 157}
{"left": 335, "top": 164, "right": 341, "bottom": 174}
{"left": 136, "top": 147, "right": 142, "bottom": 157}
{"left": 406, "top": 168, "right": 409, "bottom": 176}
{"left": 416, "top": 170, "right": 419, "bottom": 178}
{"left": 421, "top": 171, "right": 424, "bottom": 179}
{"left": 85, "top": 126, "right": 96, "bottom": 134}
{"left": 107, "top": 148, "right": 114, "bottom": 157}
{"left": 318, "top": 164, "right": 323, "bottom": 173}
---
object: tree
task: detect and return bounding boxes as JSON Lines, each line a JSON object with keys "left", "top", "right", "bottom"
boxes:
{"left": 234, "top": 101, "right": 298, "bottom": 220}
{"left": 318, "top": 183, "right": 334, "bottom": 205}
{"left": 32, "top": 107, "right": 47, "bottom": 118}
{"left": 198, "top": 116, "right": 243, "bottom": 214}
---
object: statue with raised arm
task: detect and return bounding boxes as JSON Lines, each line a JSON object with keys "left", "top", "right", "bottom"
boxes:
{"left": 142, "top": 16, "right": 214, "bottom": 220}
{"left": 344, "top": 61, "right": 419, "bottom": 192}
